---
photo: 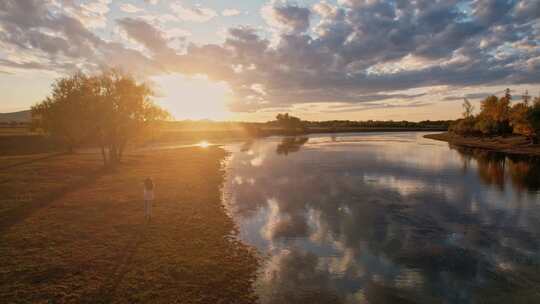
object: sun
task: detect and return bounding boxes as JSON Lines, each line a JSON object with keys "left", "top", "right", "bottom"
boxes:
{"left": 151, "top": 74, "right": 234, "bottom": 121}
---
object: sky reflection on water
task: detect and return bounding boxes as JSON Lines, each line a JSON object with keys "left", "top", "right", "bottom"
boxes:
{"left": 223, "top": 132, "right": 540, "bottom": 304}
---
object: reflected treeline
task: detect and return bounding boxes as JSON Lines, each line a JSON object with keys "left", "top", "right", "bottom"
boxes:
{"left": 276, "top": 137, "right": 309, "bottom": 155}
{"left": 452, "top": 145, "right": 540, "bottom": 192}
{"left": 226, "top": 137, "right": 540, "bottom": 304}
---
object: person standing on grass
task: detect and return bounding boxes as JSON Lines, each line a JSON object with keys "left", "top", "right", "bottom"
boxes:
{"left": 144, "top": 177, "right": 155, "bottom": 222}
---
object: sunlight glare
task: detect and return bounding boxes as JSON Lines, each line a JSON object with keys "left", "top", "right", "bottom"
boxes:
{"left": 152, "top": 74, "right": 234, "bottom": 121}
{"left": 197, "top": 140, "right": 210, "bottom": 148}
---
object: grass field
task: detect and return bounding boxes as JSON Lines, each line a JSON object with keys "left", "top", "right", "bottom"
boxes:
{"left": 0, "top": 126, "right": 31, "bottom": 136}
{"left": 0, "top": 148, "right": 258, "bottom": 303}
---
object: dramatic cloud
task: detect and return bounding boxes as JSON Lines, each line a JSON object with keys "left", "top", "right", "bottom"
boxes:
{"left": 262, "top": 2, "right": 311, "bottom": 34}
{"left": 1, "top": 0, "right": 539, "bottom": 115}
{"left": 0, "top": 0, "right": 161, "bottom": 76}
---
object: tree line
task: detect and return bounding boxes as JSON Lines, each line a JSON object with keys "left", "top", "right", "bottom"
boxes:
{"left": 302, "top": 119, "right": 451, "bottom": 129}
{"left": 269, "top": 113, "right": 451, "bottom": 131}
{"left": 32, "top": 71, "right": 170, "bottom": 166}
{"left": 450, "top": 89, "right": 540, "bottom": 143}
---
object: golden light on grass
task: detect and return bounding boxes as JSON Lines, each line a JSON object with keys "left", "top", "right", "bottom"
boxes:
{"left": 0, "top": 148, "right": 258, "bottom": 302}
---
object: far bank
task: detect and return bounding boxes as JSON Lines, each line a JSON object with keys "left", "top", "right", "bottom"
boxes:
{"left": 424, "top": 132, "right": 540, "bottom": 157}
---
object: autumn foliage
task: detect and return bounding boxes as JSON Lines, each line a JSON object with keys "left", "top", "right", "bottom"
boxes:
{"left": 450, "top": 89, "right": 540, "bottom": 143}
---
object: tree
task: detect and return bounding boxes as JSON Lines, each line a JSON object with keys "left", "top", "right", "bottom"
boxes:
{"left": 452, "top": 98, "right": 478, "bottom": 135}
{"left": 475, "top": 94, "right": 511, "bottom": 135}
{"left": 508, "top": 91, "right": 539, "bottom": 141}
{"left": 509, "top": 102, "right": 533, "bottom": 138}
{"left": 504, "top": 88, "right": 512, "bottom": 101}
{"left": 93, "top": 71, "right": 170, "bottom": 165}
{"left": 450, "top": 89, "right": 540, "bottom": 141}
{"left": 528, "top": 96, "right": 540, "bottom": 144}
{"left": 275, "top": 113, "right": 302, "bottom": 132}
{"left": 32, "top": 71, "right": 170, "bottom": 166}
{"left": 522, "top": 90, "right": 530, "bottom": 106}
{"left": 31, "top": 73, "right": 96, "bottom": 152}
{"left": 462, "top": 98, "right": 475, "bottom": 119}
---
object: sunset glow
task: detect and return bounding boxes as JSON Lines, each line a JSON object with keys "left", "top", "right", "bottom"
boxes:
{"left": 2, "top": 1, "right": 540, "bottom": 302}
{"left": 152, "top": 74, "right": 234, "bottom": 121}
{"left": 0, "top": 0, "right": 539, "bottom": 121}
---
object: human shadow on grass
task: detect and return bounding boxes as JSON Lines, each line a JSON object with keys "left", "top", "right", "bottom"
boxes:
{"left": 0, "top": 166, "right": 109, "bottom": 235}
{"left": 0, "top": 135, "right": 58, "bottom": 157}
{"left": 0, "top": 152, "right": 66, "bottom": 171}
{"left": 84, "top": 222, "right": 149, "bottom": 303}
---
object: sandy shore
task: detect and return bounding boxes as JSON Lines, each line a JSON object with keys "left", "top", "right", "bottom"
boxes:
{"left": 0, "top": 147, "right": 258, "bottom": 303}
{"left": 424, "top": 132, "right": 540, "bottom": 156}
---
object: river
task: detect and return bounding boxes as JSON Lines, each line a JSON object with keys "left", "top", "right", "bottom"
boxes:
{"left": 222, "top": 132, "right": 540, "bottom": 304}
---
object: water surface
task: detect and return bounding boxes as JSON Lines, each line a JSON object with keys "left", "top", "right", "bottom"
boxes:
{"left": 223, "top": 132, "right": 540, "bottom": 304}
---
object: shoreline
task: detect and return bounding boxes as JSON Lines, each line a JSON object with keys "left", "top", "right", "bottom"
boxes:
{"left": 424, "top": 132, "right": 540, "bottom": 157}
{"left": 1, "top": 128, "right": 448, "bottom": 156}
{"left": 0, "top": 147, "right": 259, "bottom": 303}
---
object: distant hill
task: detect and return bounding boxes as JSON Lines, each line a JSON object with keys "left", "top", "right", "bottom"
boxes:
{"left": 0, "top": 110, "right": 31, "bottom": 123}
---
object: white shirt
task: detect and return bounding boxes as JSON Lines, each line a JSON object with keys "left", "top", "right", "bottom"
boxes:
{"left": 144, "top": 188, "right": 154, "bottom": 201}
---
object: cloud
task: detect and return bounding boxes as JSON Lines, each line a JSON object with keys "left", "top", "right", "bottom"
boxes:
{"left": 225, "top": 127, "right": 540, "bottom": 301}
{"left": 222, "top": 8, "right": 241, "bottom": 17}
{"left": 116, "top": 18, "right": 171, "bottom": 54}
{"left": 262, "top": 2, "right": 311, "bottom": 34}
{"left": 0, "top": 0, "right": 539, "bottom": 115}
{"left": 513, "top": 0, "right": 540, "bottom": 21}
{"left": 119, "top": 3, "right": 143, "bottom": 14}
{"left": 0, "top": 0, "right": 161, "bottom": 76}
{"left": 201, "top": 0, "right": 539, "bottom": 112}
{"left": 312, "top": 1, "right": 339, "bottom": 18}
{"left": 442, "top": 92, "right": 494, "bottom": 101}
{"left": 60, "top": 0, "right": 112, "bottom": 29}
{"left": 144, "top": 0, "right": 158, "bottom": 5}
{"left": 170, "top": 2, "right": 217, "bottom": 22}
{"left": 258, "top": 249, "right": 342, "bottom": 303}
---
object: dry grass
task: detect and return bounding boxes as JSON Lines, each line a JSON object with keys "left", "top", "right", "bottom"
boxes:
{"left": 0, "top": 127, "right": 30, "bottom": 136}
{"left": 0, "top": 148, "right": 259, "bottom": 303}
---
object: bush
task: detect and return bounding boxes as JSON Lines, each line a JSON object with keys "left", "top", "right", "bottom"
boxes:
{"left": 474, "top": 117, "right": 499, "bottom": 135}
{"left": 450, "top": 118, "right": 477, "bottom": 135}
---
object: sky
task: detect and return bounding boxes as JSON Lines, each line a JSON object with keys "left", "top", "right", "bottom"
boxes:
{"left": 0, "top": 0, "right": 539, "bottom": 121}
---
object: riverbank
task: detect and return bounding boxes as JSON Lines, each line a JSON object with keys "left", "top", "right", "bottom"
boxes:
{"left": 0, "top": 148, "right": 259, "bottom": 303}
{"left": 424, "top": 132, "right": 540, "bottom": 156}
{"left": 1, "top": 127, "right": 448, "bottom": 156}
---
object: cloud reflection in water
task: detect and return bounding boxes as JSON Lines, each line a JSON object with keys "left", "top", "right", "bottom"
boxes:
{"left": 224, "top": 133, "right": 540, "bottom": 304}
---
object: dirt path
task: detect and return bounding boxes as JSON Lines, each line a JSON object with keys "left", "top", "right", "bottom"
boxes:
{"left": 0, "top": 147, "right": 258, "bottom": 303}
